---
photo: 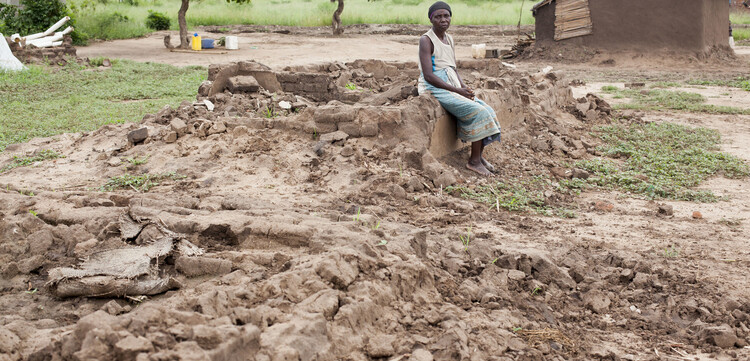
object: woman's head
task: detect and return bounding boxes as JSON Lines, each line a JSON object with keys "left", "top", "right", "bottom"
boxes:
{"left": 428, "top": 1, "right": 452, "bottom": 31}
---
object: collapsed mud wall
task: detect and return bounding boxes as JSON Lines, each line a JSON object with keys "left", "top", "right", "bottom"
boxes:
{"left": 4, "top": 35, "right": 77, "bottom": 65}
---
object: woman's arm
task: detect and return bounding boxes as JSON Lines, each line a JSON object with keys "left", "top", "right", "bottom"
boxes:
{"left": 419, "top": 36, "right": 473, "bottom": 99}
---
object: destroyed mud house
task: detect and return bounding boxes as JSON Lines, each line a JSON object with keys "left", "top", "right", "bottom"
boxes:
{"left": 532, "top": 0, "right": 731, "bottom": 52}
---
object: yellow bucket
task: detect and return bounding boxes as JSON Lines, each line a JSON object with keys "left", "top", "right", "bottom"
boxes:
{"left": 191, "top": 34, "right": 202, "bottom": 51}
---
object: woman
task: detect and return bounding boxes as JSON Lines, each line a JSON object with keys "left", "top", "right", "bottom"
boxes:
{"left": 418, "top": 1, "right": 502, "bottom": 176}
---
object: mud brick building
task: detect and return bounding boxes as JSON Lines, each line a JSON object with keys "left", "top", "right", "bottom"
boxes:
{"left": 532, "top": 0, "right": 730, "bottom": 52}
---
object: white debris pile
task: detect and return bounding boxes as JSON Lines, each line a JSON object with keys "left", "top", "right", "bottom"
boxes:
{"left": 9, "top": 16, "right": 73, "bottom": 49}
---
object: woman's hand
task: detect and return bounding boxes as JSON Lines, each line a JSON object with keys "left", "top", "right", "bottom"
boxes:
{"left": 456, "top": 86, "right": 474, "bottom": 100}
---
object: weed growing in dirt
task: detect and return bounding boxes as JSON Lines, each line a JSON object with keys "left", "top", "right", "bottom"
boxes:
{"left": 531, "top": 286, "right": 542, "bottom": 296}
{"left": 459, "top": 226, "right": 472, "bottom": 252}
{"left": 686, "top": 77, "right": 750, "bottom": 92}
{"left": 0, "top": 150, "right": 63, "bottom": 173}
{"left": 719, "top": 217, "right": 744, "bottom": 228}
{"left": 600, "top": 86, "right": 750, "bottom": 114}
{"left": 126, "top": 155, "right": 149, "bottom": 166}
{"left": 447, "top": 177, "right": 549, "bottom": 212}
{"left": 345, "top": 82, "right": 357, "bottom": 90}
{"left": 0, "top": 61, "right": 205, "bottom": 151}
{"left": 663, "top": 245, "right": 679, "bottom": 258}
{"left": 100, "top": 172, "right": 185, "bottom": 192}
{"left": 28, "top": 210, "right": 37, "bottom": 217}
{"left": 562, "top": 122, "right": 749, "bottom": 202}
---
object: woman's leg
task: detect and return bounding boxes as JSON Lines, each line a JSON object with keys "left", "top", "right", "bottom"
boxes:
{"left": 467, "top": 140, "right": 491, "bottom": 176}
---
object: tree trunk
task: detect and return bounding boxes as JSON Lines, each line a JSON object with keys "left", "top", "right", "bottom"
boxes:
{"left": 331, "top": 0, "right": 344, "bottom": 35}
{"left": 178, "top": 0, "right": 190, "bottom": 49}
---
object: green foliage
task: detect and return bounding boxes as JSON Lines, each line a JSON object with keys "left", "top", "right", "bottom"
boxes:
{"left": 600, "top": 86, "right": 750, "bottom": 114}
{"left": 0, "top": 0, "right": 67, "bottom": 35}
{"left": 101, "top": 171, "right": 184, "bottom": 192}
{"left": 686, "top": 77, "right": 750, "bottom": 92}
{"left": 0, "top": 61, "right": 206, "bottom": 151}
{"left": 663, "top": 245, "right": 679, "bottom": 258}
{"left": 145, "top": 10, "right": 170, "bottom": 30}
{"left": 448, "top": 177, "right": 548, "bottom": 212}
{"left": 734, "top": 28, "right": 750, "bottom": 42}
{"left": 561, "top": 122, "right": 750, "bottom": 202}
{"left": 459, "top": 226, "right": 471, "bottom": 252}
{"left": 1, "top": 149, "right": 63, "bottom": 173}
{"left": 126, "top": 155, "right": 149, "bottom": 166}
{"left": 345, "top": 82, "right": 357, "bottom": 90}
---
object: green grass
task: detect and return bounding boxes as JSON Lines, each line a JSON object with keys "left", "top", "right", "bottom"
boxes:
{"left": 730, "top": 11, "right": 750, "bottom": 25}
{"left": 0, "top": 60, "right": 206, "bottom": 152}
{"left": 686, "top": 77, "right": 750, "bottom": 91}
{"left": 733, "top": 28, "right": 750, "bottom": 41}
{"left": 600, "top": 86, "right": 750, "bottom": 115}
{"left": 0, "top": 150, "right": 63, "bottom": 173}
{"left": 559, "top": 122, "right": 749, "bottom": 202}
{"left": 446, "top": 176, "right": 577, "bottom": 217}
{"left": 101, "top": 171, "right": 185, "bottom": 192}
{"left": 68, "top": 0, "right": 534, "bottom": 41}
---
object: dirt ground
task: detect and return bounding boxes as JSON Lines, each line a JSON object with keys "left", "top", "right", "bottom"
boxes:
{"left": 2, "top": 25, "right": 750, "bottom": 361}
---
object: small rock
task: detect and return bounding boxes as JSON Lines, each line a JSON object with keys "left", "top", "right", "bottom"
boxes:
{"left": 101, "top": 300, "right": 125, "bottom": 315}
{"left": 227, "top": 75, "right": 260, "bottom": 93}
{"left": 203, "top": 99, "right": 214, "bottom": 111}
{"left": 583, "top": 290, "right": 611, "bottom": 314}
{"left": 658, "top": 204, "right": 674, "bottom": 216}
{"left": 576, "top": 102, "right": 590, "bottom": 114}
{"left": 170, "top": 118, "right": 187, "bottom": 136}
{"left": 340, "top": 146, "right": 355, "bottom": 157}
{"left": 388, "top": 184, "right": 407, "bottom": 199}
{"left": 366, "top": 334, "right": 396, "bottom": 358}
{"left": 585, "top": 109, "right": 598, "bottom": 122}
{"left": 692, "top": 211, "right": 703, "bottom": 219}
{"left": 549, "top": 167, "right": 572, "bottom": 179}
{"left": 114, "top": 335, "right": 154, "bottom": 360}
{"left": 593, "top": 201, "right": 614, "bottom": 212}
{"left": 320, "top": 131, "right": 349, "bottom": 143}
{"left": 619, "top": 269, "right": 635, "bottom": 283}
{"left": 278, "top": 101, "right": 292, "bottom": 110}
{"left": 208, "top": 121, "right": 227, "bottom": 135}
{"left": 409, "top": 348, "right": 434, "bottom": 361}
{"left": 107, "top": 157, "right": 122, "bottom": 167}
{"left": 699, "top": 324, "right": 738, "bottom": 348}
{"left": 531, "top": 138, "right": 550, "bottom": 152}
{"left": 571, "top": 168, "right": 590, "bottom": 179}
{"left": 434, "top": 172, "right": 456, "bottom": 188}
{"left": 407, "top": 177, "right": 425, "bottom": 192}
{"left": 508, "top": 270, "right": 526, "bottom": 281}
{"left": 127, "top": 128, "right": 148, "bottom": 144}
{"left": 164, "top": 131, "right": 178, "bottom": 144}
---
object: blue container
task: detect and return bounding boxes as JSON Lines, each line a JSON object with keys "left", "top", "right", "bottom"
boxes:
{"left": 201, "top": 38, "right": 214, "bottom": 49}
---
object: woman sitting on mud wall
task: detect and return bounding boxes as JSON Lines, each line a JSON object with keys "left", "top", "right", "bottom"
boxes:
{"left": 418, "top": 1, "right": 502, "bottom": 176}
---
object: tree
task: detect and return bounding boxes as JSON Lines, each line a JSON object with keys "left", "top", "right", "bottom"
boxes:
{"left": 177, "top": 0, "right": 250, "bottom": 49}
{"left": 330, "top": 0, "right": 344, "bottom": 35}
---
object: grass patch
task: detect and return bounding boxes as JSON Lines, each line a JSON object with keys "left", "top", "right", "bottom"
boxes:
{"left": 446, "top": 177, "right": 577, "bottom": 217}
{"left": 600, "top": 86, "right": 750, "bottom": 114}
{"left": 68, "top": 0, "right": 534, "bottom": 41}
{"left": 734, "top": 28, "right": 750, "bottom": 42}
{"left": 560, "top": 122, "right": 749, "bottom": 202}
{"left": 0, "top": 60, "right": 205, "bottom": 152}
{"left": 731, "top": 11, "right": 750, "bottom": 25}
{"left": 0, "top": 150, "right": 63, "bottom": 173}
{"left": 101, "top": 171, "right": 185, "bottom": 192}
{"left": 686, "top": 77, "right": 750, "bottom": 91}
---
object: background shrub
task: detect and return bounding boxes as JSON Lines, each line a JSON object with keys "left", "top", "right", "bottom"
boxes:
{"left": 145, "top": 10, "right": 170, "bottom": 30}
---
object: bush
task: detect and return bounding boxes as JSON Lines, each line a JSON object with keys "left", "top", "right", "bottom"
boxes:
{"left": 145, "top": 10, "right": 170, "bottom": 31}
{"left": 0, "top": 0, "right": 68, "bottom": 35}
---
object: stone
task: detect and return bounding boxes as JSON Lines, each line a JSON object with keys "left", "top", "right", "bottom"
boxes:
{"left": 197, "top": 81, "right": 212, "bottom": 97}
{"left": 549, "top": 167, "right": 572, "bottom": 179}
{"left": 170, "top": 118, "right": 188, "bottom": 136}
{"left": 101, "top": 300, "right": 125, "bottom": 315}
{"left": 388, "top": 184, "right": 407, "bottom": 199}
{"left": 658, "top": 204, "right": 673, "bottom": 216}
{"left": 114, "top": 335, "right": 154, "bottom": 361}
{"left": 227, "top": 76, "right": 260, "bottom": 93}
{"left": 164, "top": 131, "right": 178, "bottom": 144}
{"left": 692, "top": 211, "right": 703, "bottom": 219}
{"left": 366, "top": 335, "right": 396, "bottom": 358}
{"left": 531, "top": 138, "right": 550, "bottom": 152}
{"left": 434, "top": 172, "right": 457, "bottom": 188}
{"left": 407, "top": 177, "right": 424, "bottom": 192}
{"left": 320, "top": 131, "right": 349, "bottom": 143}
{"left": 576, "top": 102, "right": 590, "bottom": 114}
{"left": 571, "top": 168, "right": 590, "bottom": 179}
{"left": 127, "top": 128, "right": 148, "bottom": 144}
{"left": 699, "top": 324, "right": 738, "bottom": 348}
{"left": 107, "top": 157, "right": 122, "bottom": 167}
{"left": 593, "top": 201, "right": 614, "bottom": 212}
{"left": 583, "top": 290, "right": 611, "bottom": 314}
{"left": 340, "top": 146, "right": 355, "bottom": 157}
{"left": 208, "top": 121, "right": 227, "bottom": 135}
{"left": 409, "top": 348, "right": 434, "bottom": 361}
{"left": 585, "top": 109, "right": 598, "bottom": 122}
{"left": 508, "top": 270, "right": 526, "bottom": 281}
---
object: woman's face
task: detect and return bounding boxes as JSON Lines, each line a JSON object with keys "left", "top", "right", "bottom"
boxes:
{"left": 430, "top": 9, "right": 451, "bottom": 32}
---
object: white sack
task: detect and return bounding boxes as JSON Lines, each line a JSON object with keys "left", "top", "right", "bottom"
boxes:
{"left": 0, "top": 33, "right": 26, "bottom": 72}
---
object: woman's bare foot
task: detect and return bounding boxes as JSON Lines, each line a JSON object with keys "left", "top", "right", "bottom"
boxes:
{"left": 481, "top": 157, "right": 495, "bottom": 173}
{"left": 466, "top": 161, "right": 492, "bottom": 176}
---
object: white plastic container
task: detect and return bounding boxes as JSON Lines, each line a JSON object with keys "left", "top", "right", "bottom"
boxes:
{"left": 225, "top": 36, "right": 239, "bottom": 50}
{"left": 471, "top": 44, "right": 486, "bottom": 59}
